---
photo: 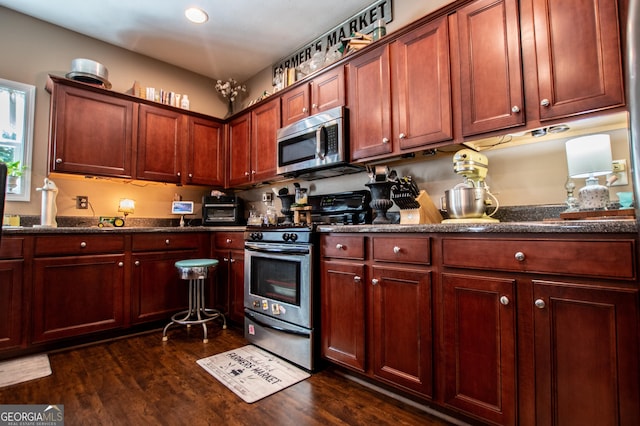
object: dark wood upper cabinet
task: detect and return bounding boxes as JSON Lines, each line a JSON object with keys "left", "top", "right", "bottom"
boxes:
{"left": 250, "top": 97, "right": 280, "bottom": 183}
{"left": 49, "top": 81, "right": 134, "bottom": 178}
{"left": 185, "top": 116, "right": 225, "bottom": 187}
{"left": 136, "top": 104, "right": 183, "bottom": 183}
{"left": 226, "top": 112, "right": 252, "bottom": 187}
{"left": 524, "top": 0, "right": 624, "bottom": 121}
{"left": 452, "top": 0, "right": 525, "bottom": 136}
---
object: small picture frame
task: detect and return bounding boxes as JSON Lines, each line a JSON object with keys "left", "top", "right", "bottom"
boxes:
{"left": 171, "top": 201, "right": 194, "bottom": 215}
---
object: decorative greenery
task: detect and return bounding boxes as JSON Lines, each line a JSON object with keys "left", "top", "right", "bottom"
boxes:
{"left": 3, "top": 160, "right": 26, "bottom": 177}
{"left": 214, "top": 78, "right": 247, "bottom": 103}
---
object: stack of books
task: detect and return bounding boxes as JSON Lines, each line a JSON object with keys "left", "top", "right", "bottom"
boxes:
{"left": 342, "top": 32, "right": 373, "bottom": 55}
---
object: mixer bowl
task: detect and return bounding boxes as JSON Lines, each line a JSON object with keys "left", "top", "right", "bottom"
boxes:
{"left": 443, "top": 187, "right": 487, "bottom": 219}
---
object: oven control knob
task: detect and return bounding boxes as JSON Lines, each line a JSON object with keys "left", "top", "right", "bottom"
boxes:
{"left": 282, "top": 233, "right": 290, "bottom": 241}
{"left": 250, "top": 232, "right": 263, "bottom": 241}
{"left": 289, "top": 233, "right": 298, "bottom": 242}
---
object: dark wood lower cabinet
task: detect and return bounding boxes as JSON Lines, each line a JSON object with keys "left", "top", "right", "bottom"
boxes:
{"left": 130, "top": 249, "right": 198, "bottom": 324}
{"left": 32, "top": 254, "right": 125, "bottom": 343}
{"left": 531, "top": 280, "right": 640, "bottom": 426}
{"left": 441, "top": 272, "right": 517, "bottom": 425}
{"left": 0, "top": 260, "right": 23, "bottom": 350}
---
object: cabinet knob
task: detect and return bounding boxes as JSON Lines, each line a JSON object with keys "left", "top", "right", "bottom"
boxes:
{"left": 244, "top": 171, "right": 250, "bottom": 176}
{"left": 500, "top": 296, "right": 510, "bottom": 306}
{"left": 399, "top": 133, "right": 406, "bottom": 139}
{"left": 312, "top": 103, "right": 318, "bottom": 109}
{"left": 55, "top": 158, "right": 63, "bottom": 164}
{"left": 372, "top": 278, "right": 379, "bottom": 285}
{"left": 514, "top": 251, "right": 525, "bottom": 261}
{"left": 393, "top": 246, "right": 401, "bottom": 254}
{"left": 302, "top": 107, "right": 308, "bottom": 113}
{"left": 80, "top": 241, "right": 87, "bottom": 248}
{"left": 177, "top": 172, "right": 181, "bottom": 177}
{"left": 335, "top": 243, "right": 344, "bottom": 250}
{"left": 511, "top": 106, "right": 521, "bottom": 113}
{"left": 230, "top": 258, "right": 236, "bottom": 263}
{"left": 535, "top": 299, "right": 546, "bottom": 309}
{"left": 223, "top": 257, "right": 230, "bottom": 262}
{"left": 540, "top": 99, "right": 550, "bottom": 107}
{"left": 118, "top": 261, "right": 124, "bottom": 267}
{"left": 251, "top": 170, "right": 256, "bottom": 175}
{"left": 165, "top": 239, "right": 170, "bottom": 245}
{"left": 134, "top": 260, "right": 140, "bottom": 266}
{"left": 188, "top": 173, "right": 193, "bottom": 178}
{"left": 226, "top": 238, "right": 232, "bottom": 244}
{"left": 354, "top": 275, "right": 361, "bottom": 282}
{"left": 382, "top": 137, "right": 390, "bottom": 144}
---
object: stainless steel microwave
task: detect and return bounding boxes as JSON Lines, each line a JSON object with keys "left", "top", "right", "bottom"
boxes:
{"left": 276, "top": 106, "right": 363, "bottom": 179}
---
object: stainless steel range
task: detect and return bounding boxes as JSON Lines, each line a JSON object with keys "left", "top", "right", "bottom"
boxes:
{"left": 244, "top": 191, "right": 371, "bottom": 371}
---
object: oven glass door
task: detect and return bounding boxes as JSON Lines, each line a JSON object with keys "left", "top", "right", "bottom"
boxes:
{"left": 244, "top": 242, "right": 312, "bottom": 328}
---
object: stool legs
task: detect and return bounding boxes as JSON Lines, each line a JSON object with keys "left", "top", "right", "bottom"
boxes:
{"left": 162, "top": 277, "right": 226, "bottom": 343}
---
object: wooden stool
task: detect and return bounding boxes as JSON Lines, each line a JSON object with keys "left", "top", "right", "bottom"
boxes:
{"left": 162, "top": 259, "right": 226, "bottom": 343}
{"left": 291, "top": 205, "right": 312, "bottom": 225}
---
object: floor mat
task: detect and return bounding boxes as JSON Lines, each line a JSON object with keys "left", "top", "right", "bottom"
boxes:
{"left": 0, "top": 354, "right": 52, "bottom": 388}
{"left": 197, "top": 345, "right": 310, "bottom": 403}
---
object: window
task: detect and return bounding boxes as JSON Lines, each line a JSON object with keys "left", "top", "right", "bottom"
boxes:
{"left": 0, "top": 78, "right": 35, "bottom": 202}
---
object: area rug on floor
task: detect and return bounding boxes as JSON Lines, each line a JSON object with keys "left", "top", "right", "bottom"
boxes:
{"left": 197, "top": 345, "right": 310, "bottom": 403}
{"left": 0, "top": 354, "right": 52, "bottom": 388}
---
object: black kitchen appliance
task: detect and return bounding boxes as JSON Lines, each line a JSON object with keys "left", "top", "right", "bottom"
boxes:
{"left": 202, "top": 195, "right": 244, "bottom": 226}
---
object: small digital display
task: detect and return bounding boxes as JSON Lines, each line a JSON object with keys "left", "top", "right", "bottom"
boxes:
{"left": 171, "top": 201, "right": 194, "bottom": 214}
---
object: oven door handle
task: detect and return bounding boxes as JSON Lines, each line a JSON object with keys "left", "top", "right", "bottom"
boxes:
{"left": 245, "top": 244, "right": 310, "bottom": 255}
{"left": 245, "top": 310, "right": 311, "bottom": 338}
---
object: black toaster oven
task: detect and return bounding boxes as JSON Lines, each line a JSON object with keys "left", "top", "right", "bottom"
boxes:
{"left": 202, "top": 195, "right": 244, "bottom": 226}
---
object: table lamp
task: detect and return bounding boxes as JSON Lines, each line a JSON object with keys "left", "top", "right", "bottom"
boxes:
{"left": 565, "top": 134, "right": 612, "bottom": 210}
{"left": 118, "top": 198, "right": 135, "bottom": 219}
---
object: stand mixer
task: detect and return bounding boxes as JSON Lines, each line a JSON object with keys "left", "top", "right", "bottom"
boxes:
{"left": 441, "top": 149, "right": 499, "bottom": 223}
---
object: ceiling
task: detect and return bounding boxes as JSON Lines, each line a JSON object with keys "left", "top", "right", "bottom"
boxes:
{"left": 0, "top": 0, "right": 375, "bottom": 82}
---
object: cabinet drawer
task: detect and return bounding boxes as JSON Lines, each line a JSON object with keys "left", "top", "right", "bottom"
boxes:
{"left": 0, "top": 237, "right": 24, "bottom": 259}
{"left": 322, "top": 235, "right": 365, "bottom": 260}
{"left": 132, "top": 233, "right": 201, "bottom": 252}
{"left": 442, "top": 238, "right": 636, "bottom": 279}
{"left": 214, "top": 232, "right": 244, "bottom": 250}
{"left": 35, "top": 235, "right": 125, "bottom": 256}
{"left": 372, "top": 236, "right": 431, "bottom": 265}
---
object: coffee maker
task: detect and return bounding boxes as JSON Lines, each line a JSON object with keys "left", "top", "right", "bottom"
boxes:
{"left": 441, "top": 149, "right": 499, "bottom": 222}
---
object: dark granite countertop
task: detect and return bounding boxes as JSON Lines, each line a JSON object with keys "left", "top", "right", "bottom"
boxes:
{"left": 1, "top": 225, "right": 245, "bottom": 235}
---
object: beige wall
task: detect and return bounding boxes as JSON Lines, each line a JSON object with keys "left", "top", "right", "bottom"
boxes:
{"left": 1, "top": 3, "right": 633, "bottom": 222}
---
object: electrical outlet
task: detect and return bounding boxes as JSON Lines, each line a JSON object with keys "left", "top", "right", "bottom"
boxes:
{"left": 607, "top": 159, "right": 628, "bottom": 186}
{"left": 76, "top": 195, "right": 88, "bottom": 209}
{"left": 262, "top": 192, "right": 273, "bottom": 203}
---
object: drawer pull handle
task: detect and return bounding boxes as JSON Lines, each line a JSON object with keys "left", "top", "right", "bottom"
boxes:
{"left": 393, "top": 246, "right": 401, "bottom": 254}
{"left": 80, "top": 241, "right": 87, "bottom": 248}
{"left": 372, "top": 278, "right": 379, "bottom": 285}
{"left": 514, "top": 251, "right": 525, "bottom": 261}
{"left": 500, "top": 296, "right": 510, "bottom": 306}
{"left": 354, "top": 275, "right": 361, "bottom": 283}
{"left": 535, "top": 299, "right": 546, "bottom": 309}
{"left": 165, "top": 239, "right": 170, "bottom": 245}
{"left": 336, "top": 243, "right": 344, "bottom": 250}
{"left": 134, "top": 260, "right": 140, "bottom": 266}
{"left": 118, "top": 262, "right": 124, "bottom": 267}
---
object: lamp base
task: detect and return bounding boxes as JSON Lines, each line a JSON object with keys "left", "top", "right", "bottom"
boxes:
{"left": 578, "top": 181, "right": 609, "bottom": 210}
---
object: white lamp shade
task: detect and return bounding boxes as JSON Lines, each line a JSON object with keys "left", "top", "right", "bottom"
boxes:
{"left": 565, "top": 134, "right": 613, "bottom": 178}
{"left": 118, "top": 198, "right": 135, "bottom": 214}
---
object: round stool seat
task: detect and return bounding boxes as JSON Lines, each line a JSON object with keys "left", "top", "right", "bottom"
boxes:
{"left": 175, "top": 259, "right": 219, "bottom": 280}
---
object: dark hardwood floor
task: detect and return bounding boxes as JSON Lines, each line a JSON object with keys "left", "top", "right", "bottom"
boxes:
{"left": 0, "top": 326, "right": 466, "bottom": 425}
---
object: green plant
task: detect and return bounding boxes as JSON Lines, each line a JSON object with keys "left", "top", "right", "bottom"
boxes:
{"left": 3, "top": 160, "right": 26, "bottom": 177}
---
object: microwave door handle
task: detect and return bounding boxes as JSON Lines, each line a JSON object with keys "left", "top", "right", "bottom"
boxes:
{"left": 316, "top": 125, "right": 326, "bottom": 160}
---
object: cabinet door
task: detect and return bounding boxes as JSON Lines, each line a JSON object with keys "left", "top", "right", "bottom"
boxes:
{"left": 454, "top": 0, "right": 524, "bottom": 135}
{"left": 393, "top": 16, "right": 452, "bottom": 150}
{"left": 137, "top": 104, "right": 183, "bottom": 183}
{"left": 530, "top": 0, "right": 624, "bottom": 120}
{"left": 227, "top": 112, "right": 252, "bottom": 187}
{"left": 348, "top": 44, "right": 393, "bottom": 161}
{"left": 320, "top": 260, "right": 366, "bottom": 372}
{"left": 251, "top": 97, "right": 280, "bottom": 182}
{"left": 442, "top": 272, "right": 517, "bottom": 426}
{"left": 0, "top": 260, "right": 23, "bottom": 350}
{"left": 532, "top": 281, "right": 640, "bottom": 426}
{"left": 32, "top": 254, "right": 125, "bottom": 343}
{"left": 49, "top": 83, "right": 134, "bottom": 178}
{"left": 370, "top": 265, "right": 433, "bottom": 397}
{"left": 281, "top": 84, "right": 310, "bottom": 127}
{"left": 229, "top": 250, "right": 245, "bottom": 324}
{"left": 311, "top": 66, "right": 345, "bottom": 114}
{"left": 185, "top": 116, "right": 225, "bottom": 186}
{"left": 130, "top": 250, "right": 198, "bottom": 324}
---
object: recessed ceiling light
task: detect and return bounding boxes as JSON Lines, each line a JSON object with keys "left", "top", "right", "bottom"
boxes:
{"left": 185, "top": 7, "right": 208, "bottom": 24}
